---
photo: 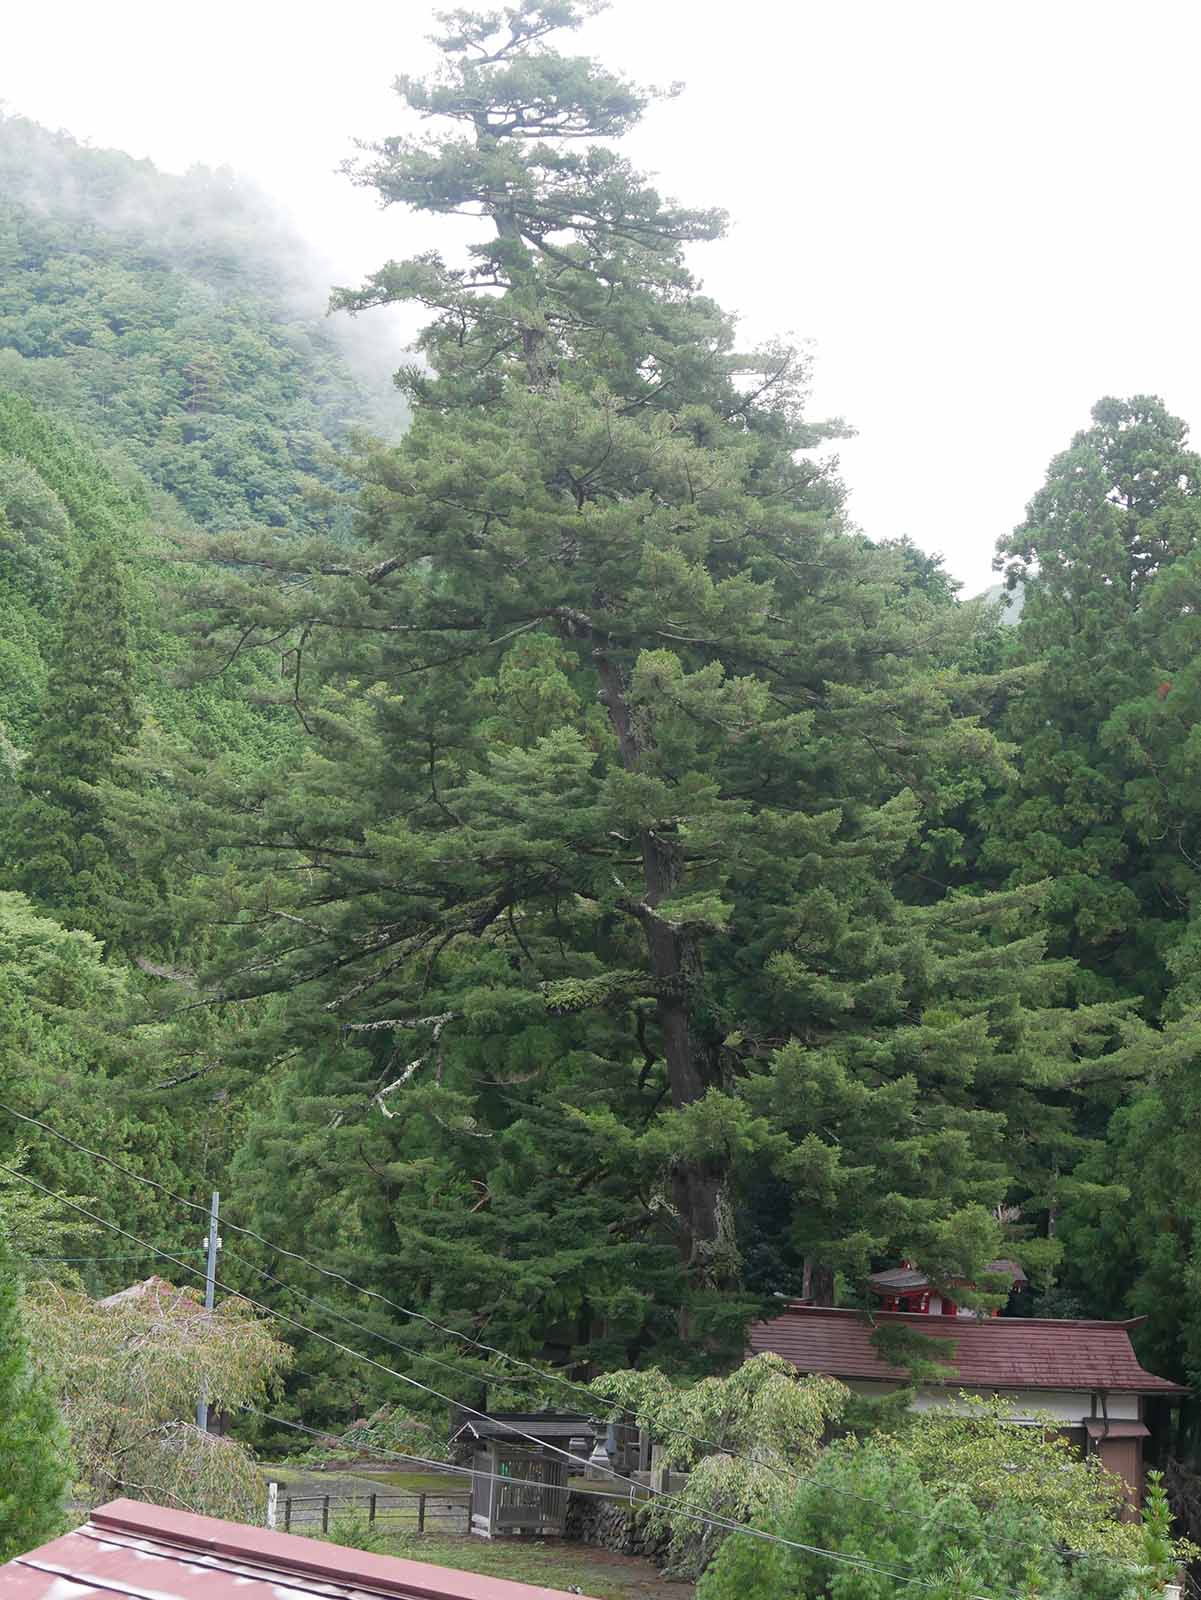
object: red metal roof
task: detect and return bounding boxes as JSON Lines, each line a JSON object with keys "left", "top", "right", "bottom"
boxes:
{"left": 0, "top": 1500, "right": 598, "bottom": 1600}
{"left": 749, "top": 1306, "right": 1188, "bottom": 1395}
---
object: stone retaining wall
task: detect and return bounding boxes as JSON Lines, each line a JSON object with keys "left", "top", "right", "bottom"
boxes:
{"left": 565, "top": 1491, "right": 673, "bottom": 1563}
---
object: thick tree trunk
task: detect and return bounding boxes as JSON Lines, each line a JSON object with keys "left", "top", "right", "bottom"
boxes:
{"left": 488, "top": 185, "right": 558, "bottom": 394}
{"left": 593, "top": 648, "right": 732, "bottom": 1293}
{"left": 802, "top": 1258, "right": 836, "bottom": 1306}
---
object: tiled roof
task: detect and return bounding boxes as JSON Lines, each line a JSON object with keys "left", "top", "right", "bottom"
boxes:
{"left": 865, "top": 1268, "right": 929, "bottom": 1292}
{"left": 749, "top": 1306, "right": 1188, "bottom": 1394}
{"left": 0, "top": 1500, "right": 597, "bottom": 1600}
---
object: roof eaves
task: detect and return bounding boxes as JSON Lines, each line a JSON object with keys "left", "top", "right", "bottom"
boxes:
{"left": 85, "top": 1502, "right": 597, "bottom": 1600}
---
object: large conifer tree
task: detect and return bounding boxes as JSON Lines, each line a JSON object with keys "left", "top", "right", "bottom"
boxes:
{"left": 139, "top": 3, "right": 1148, "bottom": 1376}
{"left": 988, "top": 396, "right": 1201, "bottom": 1007}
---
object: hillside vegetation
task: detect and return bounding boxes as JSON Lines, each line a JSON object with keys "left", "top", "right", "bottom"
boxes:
{"left": 0, "top": 113, "right": 404, "bottom": 534}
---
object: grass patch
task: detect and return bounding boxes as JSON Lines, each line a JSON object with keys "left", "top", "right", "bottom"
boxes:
{"left": 266, "top": 1465, "right": 463, "bottom": 1494}
{"left": 356, "top": 1469, "right": 469, "bottom": 1492}
{"left": 369, "top": 1532, "right": 692, "bottom": 1600}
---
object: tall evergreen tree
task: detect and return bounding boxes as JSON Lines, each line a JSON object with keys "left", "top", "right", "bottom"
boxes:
{"left": 132, "top": 3, "right": 1143, "bottom": 1377}
{"left": 0, "top": 1238, "right": 72, "bottom": 1561}
{"left": 977, "top": 399, "right": 1201, "bottom": 1422}
{"left": 987, "top": 396, "right": 1201, "bottom": 1006}
{"left": 2, "top": 540, "right": 138, "bottom": 940}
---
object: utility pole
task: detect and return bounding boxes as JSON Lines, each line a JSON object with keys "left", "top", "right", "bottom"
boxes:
{"left": 196, "top": 1190, "right": 220, "bottom": 1432}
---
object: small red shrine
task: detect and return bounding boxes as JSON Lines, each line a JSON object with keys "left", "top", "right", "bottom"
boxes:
{"left": 866, "top": 1258, "right": 1028, "bottom": 1317}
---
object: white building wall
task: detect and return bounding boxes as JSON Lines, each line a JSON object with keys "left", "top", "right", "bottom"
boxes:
{"left": 845, "top": 1380, "right": 1141, "bottom": 1424}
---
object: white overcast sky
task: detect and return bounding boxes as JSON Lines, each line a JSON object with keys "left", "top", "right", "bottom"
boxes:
{"left": 5, "top": 0, "right": 1201, "bottom": 593}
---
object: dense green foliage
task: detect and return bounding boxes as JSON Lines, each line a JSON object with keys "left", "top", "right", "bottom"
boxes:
{"left": 2, "top": 5, "right": 1201, "bottom": 1571}
{"left": 987, "top": 396, "right": 1201, "bottom": 1007}
{"left": 3, "top": 542, "right": 139, "bottom": 937}
{"left": 0, "top": 130, "right": 322, "bottom": 1314}
{"left": 696, "top": 1433, "right": 1138, "bottom": 1600}
{"left": 979, "top": 397, "right": 1201, "bottom": 1460}
{"left": 0, "top": 1240, "right": 72, "bottom": 1561}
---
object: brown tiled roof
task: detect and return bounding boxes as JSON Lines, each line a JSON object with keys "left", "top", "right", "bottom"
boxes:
{"left": 0, "top": 1499, "right": 597, "bottom": 1600}
{"left": 749, "top": 1306, "right": 1188, "bottom": 1394}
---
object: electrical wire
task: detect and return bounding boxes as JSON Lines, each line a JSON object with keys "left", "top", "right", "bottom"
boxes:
{"left": 1, "top": 1101, "right": 1127, "bottom": 1570}
{"left": 1, "top": 1102, "right": 611, "bottom": 1393}
{"left": 2, "top": 1102, "right": 807, "bottom": 1455}
{"left": 244, "top": 1403, "right": 1006, "bottom": 1590}
{"left": 26, "top": 1253, "right": 175, "bottom": 1263}
{"left": 0, "top": 1162, "right": 785, "bottom": 1518}
{"left": 0, "top": 1159, "right": 1021, "bottom": 1600}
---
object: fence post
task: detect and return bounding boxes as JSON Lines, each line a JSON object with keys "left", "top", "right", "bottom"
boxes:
{"left": 322, "top": 1496, "right": 329, "bottom": 1534}
{"left": 266, "top": 1482, "right": 278, "bottom": 1530}
{"left": 284, "top": 1498, "right": 292, "bottom": 1533}
{"left": 369, "top": 1493, "right": 377, "bottom": 1526}
{"left": 417, "top": 1493, "right": 426, "bottom": 1534}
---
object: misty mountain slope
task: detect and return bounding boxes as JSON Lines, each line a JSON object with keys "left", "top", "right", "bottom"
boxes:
{"left": 0, "top": 114, "right": 403, "bottom": 535}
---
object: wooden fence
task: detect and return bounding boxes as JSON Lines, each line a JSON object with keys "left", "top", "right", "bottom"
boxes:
{"left": 278, "top": 1490, "right": 470, "bottom": 1536}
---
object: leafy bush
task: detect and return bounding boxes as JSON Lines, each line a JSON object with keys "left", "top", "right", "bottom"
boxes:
{"left": 323, "top": 1513, "right": 387, "bottom": 1553}
{"left": 698, "top": 1436, "right": 1137, "bottom": 1600}
{"left": 591, "top": 1354, "right": 849, "bottom": 1576}
{"left": 875, "top": 1395, "right": 1143, "bottom": 1560}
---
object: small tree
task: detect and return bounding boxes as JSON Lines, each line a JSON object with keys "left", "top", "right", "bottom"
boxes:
{"left": 0, "top": 1239, "right": 73, "bottom": 1561}
{"left": 1136, "top": 1472, "right": 1177, "bottom": 1600}
{"left": 591, "top": 1353, "right": 848, "bottom": 1576}
{"left": 25, "top": 1277, "right": 289, "bottom": 1521}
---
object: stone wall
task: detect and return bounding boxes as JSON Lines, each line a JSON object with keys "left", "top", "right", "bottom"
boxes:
{"left": 564, "top": 1492, "right": 673, "bottom": 1563}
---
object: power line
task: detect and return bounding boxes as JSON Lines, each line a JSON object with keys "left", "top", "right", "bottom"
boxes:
{"left": 26, "top": 1253, "right": 167, "bottom": 1262}
{"left": 1, "top": 1102, "right": 780, "bottom": 1447}
{"left": 244, "top": 1404, "right": 1003, "bottom": 1591}
{"left": 1, "top": 1102, "right": 614, "bottom": 1400}
{"left": 14, "top": 1156, "right": 1134, "bottom": 1592}
{"left": 0, "top": 1162, "right": 771, "bottom": 1522}
{"left": 0, "top": 1160, "right": 1018, "bottom": 1600}
{"left": 0, "top": 1101, "right": 1119, "bottom": 1570}
{"left": 0, "top": 1104, "right": 983, "bottom": 1495}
